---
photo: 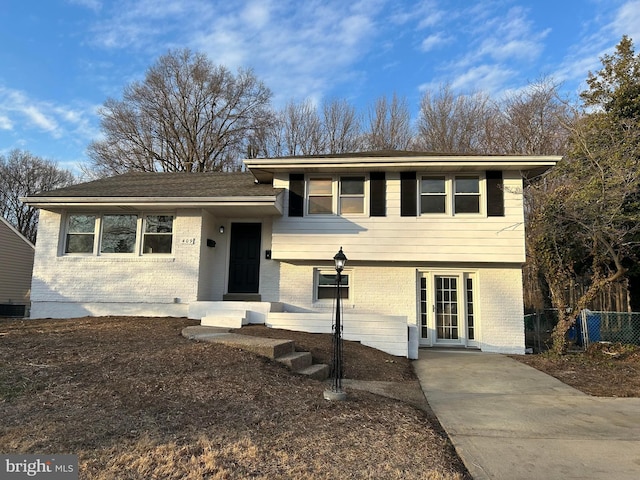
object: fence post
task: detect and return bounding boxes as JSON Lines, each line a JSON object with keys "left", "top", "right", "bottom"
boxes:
{"left": 580, "top": 310, "right": 589, "bottom": 349}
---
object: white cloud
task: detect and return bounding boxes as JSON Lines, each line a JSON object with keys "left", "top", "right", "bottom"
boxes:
{"left": 188, "top": 1, "right": 382, "bottom": 104}
{"left": 389, "top": 0, "right": 443, "bottom": 28}
{"left": 420, "top": 33, "right": 449, "bottom": 52}
{"left": 612, "top": 0, "right": 640, "bottom": 41}
{"left": 22, "top": 105, "right": 59, "bottom": 134}
{"left": 449, "top": 64, "right": 516, "bottom": 94}
{"left": 473, "top": 7, "right": 548, "bottom": 63}
{"left": 241, "top": 0, "right": 272, "bottom": 29}
{"left": 0, "top": 115, "right": 12, "bottom": 130}
{"left": 0, "top": 85, "right": 98, "bottom": 142}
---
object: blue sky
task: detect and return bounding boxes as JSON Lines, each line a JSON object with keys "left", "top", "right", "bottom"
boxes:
{"left": 1, "top": 0, "right": 639, "bottom": 172}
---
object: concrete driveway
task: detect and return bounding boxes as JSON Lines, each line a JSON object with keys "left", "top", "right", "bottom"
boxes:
{"left": 414, "top": 349, "right": 640, "bottom": 480}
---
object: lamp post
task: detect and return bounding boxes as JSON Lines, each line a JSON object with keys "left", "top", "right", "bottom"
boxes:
{"left": 324, "top": 247, "right": 347, "bottom": 401}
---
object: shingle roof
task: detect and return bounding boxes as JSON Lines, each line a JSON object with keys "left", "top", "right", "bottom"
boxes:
{"left": 29, "top": 172, "right": 279, "bottom": 198}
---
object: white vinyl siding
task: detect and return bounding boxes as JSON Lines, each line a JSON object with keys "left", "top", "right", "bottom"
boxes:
{"left": 273, "top": 171, "right": 525, "bottom": 263}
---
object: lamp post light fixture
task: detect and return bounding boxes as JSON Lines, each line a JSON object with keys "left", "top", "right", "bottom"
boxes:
{"left": 324, "top": 247, "right": 348, "bottom": 401}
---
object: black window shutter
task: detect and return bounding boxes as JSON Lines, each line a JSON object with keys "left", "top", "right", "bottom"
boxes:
{"left": 486, "top": 171, "right": 504, "bottom": 217}
{"left": 400, "top": 171, "right": 417, "bottom": 217}
{"left": 370, "top": 172, "right": 386, "bottom": 217}
{"left": 289, "top": 173, "right": 305, "bottom": 217}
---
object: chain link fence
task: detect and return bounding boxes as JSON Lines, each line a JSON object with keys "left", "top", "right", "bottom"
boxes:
{"left": 578, "top": 311, "right": 640, "bottom": 347}
{"left": 525, "top": 310, "right": 640, "bottom": 352}
{"left": 524, "top": 310, "right": 558, "bottom": 353}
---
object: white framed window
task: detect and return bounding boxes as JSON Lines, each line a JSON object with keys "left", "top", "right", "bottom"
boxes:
{"left": 454, "top": 176, "right": 480, "bottom": 214}
{"left": 65, "top": 214, "right": 96, "bottom": 254}
{"left": 62, "top": 212, "right": 175, "bottom": 256}
{"left": 142, "top": 215, "right": 174, "bottom": 254}
{"left": 339, "top": 176, "right": 365, "bottom": 214}
{"left": 420, "top": 176, "right": 447, "bottom": 214}
{"left": 315, "top": 269, "right": 350, "bottom": 300}
{"left": 307, "top": 177, "right": 334, "bottom": 214}
{"left": 100, "top": 214, "right": 138, "bottom": 253}
{"left": 419, "top": 174, "right": 483, "bottom": 216}
{"left": 306, "top": 176, "right": 368, "bottom": 216}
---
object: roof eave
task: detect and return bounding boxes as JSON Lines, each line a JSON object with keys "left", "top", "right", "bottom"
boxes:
{"left": 244, "top": 155, "right": 562, "bottom": 182}
{"left": 24, "top": 195, "right": 282, "bottom": 210}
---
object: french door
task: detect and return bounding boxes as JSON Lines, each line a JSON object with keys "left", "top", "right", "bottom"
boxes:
{"left": 419, "top": 272, "right": 477, "bottom": 347}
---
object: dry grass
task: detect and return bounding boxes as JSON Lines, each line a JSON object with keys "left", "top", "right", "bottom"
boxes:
{"left": 513, "top": 342, "right": 640, "bottom": 397}
{"left": 0, "top": 316, "right": 469, "bottom": 479}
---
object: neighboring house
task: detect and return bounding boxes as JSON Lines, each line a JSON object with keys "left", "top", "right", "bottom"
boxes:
{"left": 0, "top": 216, "right": 35, "bottom": 317}
{"left": 24, "top": 151, "right": 559, "bottom": 357}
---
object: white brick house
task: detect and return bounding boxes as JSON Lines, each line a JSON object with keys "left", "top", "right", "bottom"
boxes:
{"left": 24, "top": 151, "right": 559, "bottom": 357}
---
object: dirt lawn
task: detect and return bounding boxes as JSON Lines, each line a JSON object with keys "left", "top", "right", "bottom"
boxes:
{"left": 0, "top": 317, "right": 469, "bottom": 480}
{"left": 513, "top": 342, "right": 640, "bottom": 397}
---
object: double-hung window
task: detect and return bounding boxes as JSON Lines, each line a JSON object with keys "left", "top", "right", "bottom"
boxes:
{"left": 420, "top": 176, "right": 446, "bottom": 214}
{"left": 143, "top": 215, "right": 174, "bottom": 254}
{"left": 291, "top": 173, "right": 382, "bottom": 218}
{"left": 339, "top": 176, "right": 365, "bottom": 214}
{"left": 307, "top": 178, "right": 333, "bottom": 214}
{"left": 316, "top": 270, "right": 350, "bottom": 300}
{"left": 419, "top": 175, "right": 482, "bottom": 215}
{"left": 65, "top": 214, "right": 96, "bottom": 253}
{"left": 306, "top": 176, "right": 366, "bottom": 216}
{"left": 454, "top": 176, "right": 480, "bottom": 214}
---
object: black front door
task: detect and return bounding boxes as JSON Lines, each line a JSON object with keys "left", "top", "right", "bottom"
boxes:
{"left": 228, "top": 223, "right": 261, "bottom": 293}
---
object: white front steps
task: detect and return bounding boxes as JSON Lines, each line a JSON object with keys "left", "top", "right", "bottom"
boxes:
{"left": 200, "top": 309, "right": 248, "bottom": 328}
{"left": 188, "top": 301, "right": 272, "bottom": 325}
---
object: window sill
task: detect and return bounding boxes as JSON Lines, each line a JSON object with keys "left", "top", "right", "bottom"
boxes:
{"left": 58, "top": 255, "right": 176, "bottom": 262}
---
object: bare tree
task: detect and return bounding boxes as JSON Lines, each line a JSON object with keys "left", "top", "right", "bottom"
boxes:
{"left": 0, "top": 150, "right": 75, "bottom": 243}
{"left": 280, "top": 99, "right": 325, "bottom": 156}
{"left": 245, "top": 109, "right": 284, "bottom": 159}
{"left": 493, "top": 79, "right": 571, "bottom": 155}
{"left": 322, "top": 98, "right": 362, "bottom": 153}
{"left": 415, "top": 84, "right": 494, "bottom": 153}
{"left": 365, "top": 93, "right": 413, "bottom": 150}
{"left": 86, "top": 49, "right": 272, "bottom": 175}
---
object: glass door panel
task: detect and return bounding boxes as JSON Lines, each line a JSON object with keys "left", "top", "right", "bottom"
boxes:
{"left": 435, "top": 276, "right": 461, "bottom": 343}
{"left": 419, "top": 276, "right": 429, "bottom": 344}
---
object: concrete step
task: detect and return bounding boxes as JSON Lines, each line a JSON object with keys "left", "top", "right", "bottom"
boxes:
{"left": 276, "top": 351, "right": 313, "bottom": 371}
{"left": 182, "top": 329, "right": 295, "bottom": 359}
{"left": 201, "top": 310, "right": 248, "bottom": 328}
{"left": 297, "top": 363, "right": 330, "bottom": 381}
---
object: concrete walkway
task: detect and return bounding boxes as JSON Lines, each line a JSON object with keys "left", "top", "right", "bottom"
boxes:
{"left": 414, "top": 349, "right": 640, "bottom": 480}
